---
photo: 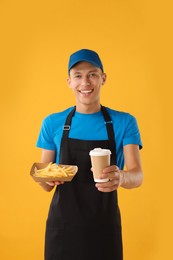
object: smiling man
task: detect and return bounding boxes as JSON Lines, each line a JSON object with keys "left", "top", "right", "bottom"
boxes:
{"left": 36, "top": 49, "right": 143, "bottom": 260}
{"left": 67, "top": 61, "right": 106, "bottom": 113}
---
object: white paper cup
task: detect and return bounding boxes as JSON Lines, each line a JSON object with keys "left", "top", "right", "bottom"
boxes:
{"left": 89, "top": 148, "right": 111, "bottom": 182}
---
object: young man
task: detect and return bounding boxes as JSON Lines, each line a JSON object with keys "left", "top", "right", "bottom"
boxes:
{"left": 36, "top": 49, "right": 143, "bottom": 260}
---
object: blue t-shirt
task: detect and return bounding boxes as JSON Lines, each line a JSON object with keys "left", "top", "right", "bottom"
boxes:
{"left": 36, "top": 106, "right": 142, "bottom": 169}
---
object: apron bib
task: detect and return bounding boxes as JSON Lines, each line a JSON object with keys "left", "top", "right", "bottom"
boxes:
{"left": 45, "top": 106, "right": 123, "bottom": 260}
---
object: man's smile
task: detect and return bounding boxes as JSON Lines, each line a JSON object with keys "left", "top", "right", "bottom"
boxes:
{"left": 78, "top": 89, "right": 94, "bottom": 94}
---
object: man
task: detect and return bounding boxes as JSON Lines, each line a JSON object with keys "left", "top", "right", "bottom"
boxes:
{"left": 36, "top": 49, "right": 143, "bottom": 260}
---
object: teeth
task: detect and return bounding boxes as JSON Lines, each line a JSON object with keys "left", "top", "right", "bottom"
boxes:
{"left": 80, "top": 90, "right": 92, "bottom": 93}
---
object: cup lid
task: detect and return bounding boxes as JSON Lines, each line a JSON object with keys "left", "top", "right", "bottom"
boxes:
{"left": 89, "top": 148, "right": 111, "bottom": 156}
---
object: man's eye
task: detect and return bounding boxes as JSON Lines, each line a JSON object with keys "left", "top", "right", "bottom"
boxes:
{"left": 89, "top": 73, "right": 97, "bottom": 77}
{"left": 74, "top": 75, "right": 81, "bottom": 78}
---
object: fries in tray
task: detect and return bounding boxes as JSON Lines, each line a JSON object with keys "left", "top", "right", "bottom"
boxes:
{"left": 30, "top": 162, "right": 78, "bottom": 182}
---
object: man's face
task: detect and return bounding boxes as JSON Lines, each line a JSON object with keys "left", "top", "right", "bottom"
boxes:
{"left": 67, "top": 61, "right": 106, "bottom": 109}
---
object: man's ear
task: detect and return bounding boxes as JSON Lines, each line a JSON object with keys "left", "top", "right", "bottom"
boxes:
{"left": 102, "top": 73, "right": 107, "bottom": 85}
{"left": 67, "top": 77, "right": 72, "bottom": 88}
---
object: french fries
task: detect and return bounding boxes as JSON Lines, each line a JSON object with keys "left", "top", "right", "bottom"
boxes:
{"left": 33, "top": 162, "right": 75, "bottom": 178}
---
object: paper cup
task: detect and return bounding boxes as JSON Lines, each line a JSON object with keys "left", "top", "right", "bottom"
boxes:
{"left": 89, "top": 148, "right": 111, "bottom": 182}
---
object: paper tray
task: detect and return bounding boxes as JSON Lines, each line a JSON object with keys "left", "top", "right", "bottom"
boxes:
{"left": 30, "top": 162, "right": 78, "bottom": 182}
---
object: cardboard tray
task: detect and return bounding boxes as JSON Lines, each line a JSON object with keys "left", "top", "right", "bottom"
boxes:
{"left": 30, "top": 162, "right": 78, "bottom": 182}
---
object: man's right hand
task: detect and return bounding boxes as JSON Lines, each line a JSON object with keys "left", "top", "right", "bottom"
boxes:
{"left": 38, "top": 181, "right": 64, "bottom": 192}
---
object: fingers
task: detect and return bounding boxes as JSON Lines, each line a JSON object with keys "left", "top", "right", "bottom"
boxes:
{"left": 103, "top": 165, "right": 119, "bottom": 174}
{"left": 95, "top": 177, "right": 120, "bottom": 192}
{"left": 101, "top": 167, "right": 120, "bottom": 182}
{"left": 95, "top": 165, "right": 121, "bottom": 192}
{"left": 46, "top": 181, "right": 64, "bottom": 186}
{"left": 96, "top": 183, "right": 118, "bottom": 192}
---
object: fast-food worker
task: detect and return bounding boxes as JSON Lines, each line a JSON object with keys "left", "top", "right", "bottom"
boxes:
{"left": 36, "top": 49, "right": 143, "bottom": 260}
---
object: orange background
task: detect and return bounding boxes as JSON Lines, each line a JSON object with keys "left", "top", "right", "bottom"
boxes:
{"left": 0, "top": 0, "right": 172, "bottom": 259}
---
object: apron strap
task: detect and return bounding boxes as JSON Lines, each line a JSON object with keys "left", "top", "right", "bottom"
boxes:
{"left": 62, "top": 106, "right": 76, "bottom": 140}
{"left": 101, "top": 105, "right": 117, "bottom": 165}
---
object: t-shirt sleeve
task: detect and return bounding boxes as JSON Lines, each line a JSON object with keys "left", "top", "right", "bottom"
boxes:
{"left": 123, "top": 114, "right": 143, "bottom": 149}
{"left": 36, "top": 116, "right": 56, "bottom": 150}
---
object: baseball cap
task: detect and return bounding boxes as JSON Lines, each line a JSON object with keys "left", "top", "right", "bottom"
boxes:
{"left": 68, "top": 49, "right": 104, "bottom": 74}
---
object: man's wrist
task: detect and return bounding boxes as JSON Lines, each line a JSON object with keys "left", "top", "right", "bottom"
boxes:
{"left": 119, "top": 170, "right": 126, "bottom": 187}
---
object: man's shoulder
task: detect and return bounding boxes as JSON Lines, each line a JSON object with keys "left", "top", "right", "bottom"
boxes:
{"left": 105, "top": 107, "right": 138, "bottom": 129}
{"left": 105, "top": 107, "right": 132, "bottom": 119}
{"left": 43, "top": 107, "right": 74, "bottom": 125}
{"left": 46, "top": 107, "right": 74, "bottom": 119}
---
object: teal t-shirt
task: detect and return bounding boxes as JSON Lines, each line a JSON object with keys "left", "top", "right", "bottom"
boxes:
{"left": 36, "top": 106, "right": 142, "bottom": 169}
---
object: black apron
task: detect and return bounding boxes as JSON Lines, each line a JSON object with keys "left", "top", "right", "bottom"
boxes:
{"left": 45, "top": 106, "right": 123, "bottom": 260}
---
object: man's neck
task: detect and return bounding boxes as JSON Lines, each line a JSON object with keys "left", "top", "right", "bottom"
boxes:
{"left": 75, "top": 103, "right": 101, "bottom": 114}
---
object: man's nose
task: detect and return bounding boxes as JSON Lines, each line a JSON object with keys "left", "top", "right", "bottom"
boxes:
{"left": 81, "top": 76, "right": 90, "bottom": 86}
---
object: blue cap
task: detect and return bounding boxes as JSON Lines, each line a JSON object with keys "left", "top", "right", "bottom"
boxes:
{"left": 68, "top": 49, "right": 104, "bottom": 74}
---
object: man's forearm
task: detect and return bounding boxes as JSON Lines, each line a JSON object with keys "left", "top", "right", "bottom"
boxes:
{"left": 38, "top": 182, "right": 55, "bottom": 192}
{"left": 120, "top": 168, "right": 143, "bottom": 189}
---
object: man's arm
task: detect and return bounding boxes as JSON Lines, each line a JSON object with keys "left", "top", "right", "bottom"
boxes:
{"left": 38, "top": 149, "right": 64, "bottom": 192}
{"left": 40, "top": 149, "right": 55, "bottom": 163}
{"left": 95, "top": 144, "right": 143, "bottom": 192}
{"left": 120, "top": 144, "right": 143, "bottom": 188}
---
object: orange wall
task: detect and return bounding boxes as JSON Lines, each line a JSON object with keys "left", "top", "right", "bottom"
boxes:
{"left": 0, "top": 0, "right": 172, "bottom": 259}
